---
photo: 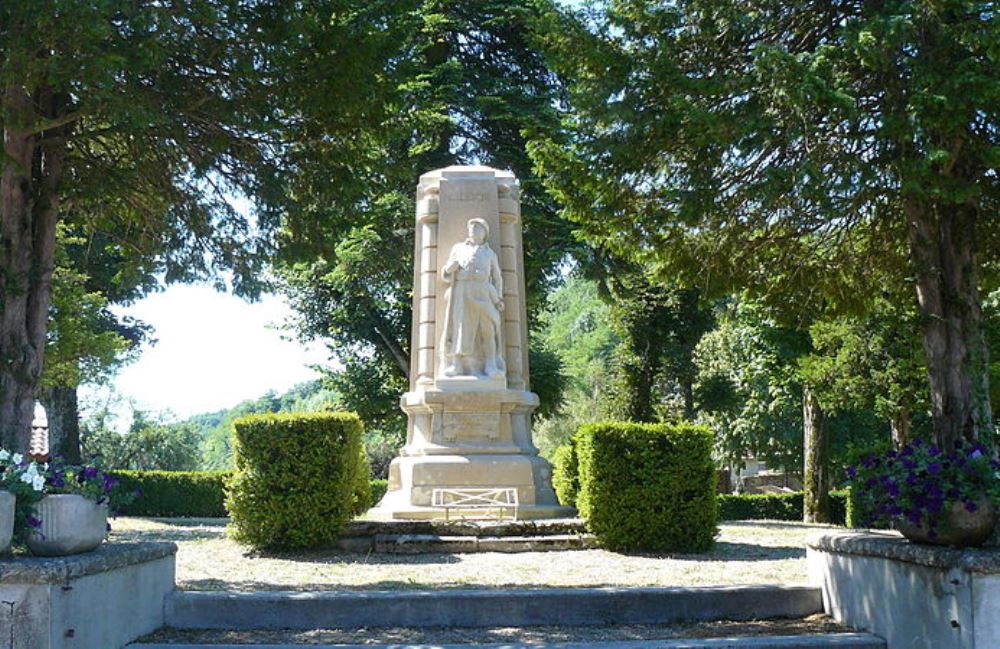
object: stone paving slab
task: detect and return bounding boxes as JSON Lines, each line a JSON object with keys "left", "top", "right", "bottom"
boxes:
{"left": 128, "top": 632, "right": 885, "bottom": 648}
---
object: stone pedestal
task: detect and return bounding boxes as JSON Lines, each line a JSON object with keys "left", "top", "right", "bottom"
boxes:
{"left": 370, "top": 166, "right": 571, "bottom": 520}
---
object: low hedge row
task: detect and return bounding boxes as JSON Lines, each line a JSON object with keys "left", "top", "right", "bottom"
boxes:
{"left": 110, "top": 470, "right": 389, "bottom": 519}
{"left": 575, "top": 421, "right": 719, "bottom": 552}
{"left": 718, "top": 490, "right": 848, "bottom": 525}
{"left": 112, "top": 470, "right": 232, "bottom": 517}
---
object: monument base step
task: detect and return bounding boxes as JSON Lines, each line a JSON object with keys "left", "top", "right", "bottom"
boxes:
{"left": 367, "top": 502, "right": 576, "bottom": 521}
{"left": 368, "top": 532, "right": 598, "bottom": 553}
{"left": 128, "top": 633, "right": 886, "bottom": 649}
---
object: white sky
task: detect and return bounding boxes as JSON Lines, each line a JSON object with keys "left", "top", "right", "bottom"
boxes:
{"left": 82, "top": 283, "right": 331, "bottom": 423}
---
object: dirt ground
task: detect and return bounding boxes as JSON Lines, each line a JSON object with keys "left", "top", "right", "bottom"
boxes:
{"left": 110, "top": 518, "right": 833, "bottom": 592}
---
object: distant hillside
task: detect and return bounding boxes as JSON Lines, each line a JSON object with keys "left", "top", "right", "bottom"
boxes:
{"left": 183, "top": 380, "right": 338, "bottom": 470}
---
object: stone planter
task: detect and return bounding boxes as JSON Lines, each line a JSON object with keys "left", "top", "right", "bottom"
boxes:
{"left": 0, "top": 489, "right": 14, "bottom": 553}
{"left": 26, "top": 494, "right": 108, "bottom": 556}
{"left": 809, "top": 531, "right": 1000, "bottom": 649}
{"left": 896, "top": 496, "right": 997, "bottom": 547}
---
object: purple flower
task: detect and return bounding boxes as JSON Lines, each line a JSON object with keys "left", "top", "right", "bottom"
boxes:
{"left": 965, "top": 501, "right": 979, "bottom": 513}
{"left": 26, "top": 515, "right": 42, "bottom": 529}
{"left": 928, "top": 445, "right": 941, "bottom": 457}
{"left": 102, "top": 474, "right": 119, "bottom": 492}
{"left": 846, "top": 465, "right": 857, "bottom": 479}
{"left": 927, "top": 462, "right": 941, "bottom": 475}
{"left": 80, "top": 466, "right": 99, "bottom": 481}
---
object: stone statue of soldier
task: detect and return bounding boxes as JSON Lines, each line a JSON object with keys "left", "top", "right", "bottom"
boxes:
{"left": 440, "top": 218, "right": 506, "bottom": 378}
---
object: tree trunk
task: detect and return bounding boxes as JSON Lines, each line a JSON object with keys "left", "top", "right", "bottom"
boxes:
{"left": 680, "top": 377, "right": 695, "bottom": 420}
{"left": 803, "top": 386, "right": 831, "bottom": 524}
{"left": 39, "top": 385, "right": 81, "bottom": 463}
{"left": 906, "top": 200, "right": 993, "bottom": 450}
{"left": 0, "top": 86, "right": 41, "bottom": 453}
{"left": 890, "top": 408, "right": 910, "bottom": 449}
{"left": 0, "top": 84, "right": 68, "bottom": 453}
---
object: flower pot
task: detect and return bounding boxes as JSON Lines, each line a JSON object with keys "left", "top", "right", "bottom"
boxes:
{"left": 0, "top": 490, "right": 14, "bottom": 554}
{"left": 897, "top": 496, "right": 998, "bottom": 547}
{"left": 26, "top": 494, "right": 108, "bottom": 556}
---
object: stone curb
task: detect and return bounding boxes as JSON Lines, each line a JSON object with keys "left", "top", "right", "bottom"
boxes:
{"left": 129, "top": 632, "right": 885, "bottom": 649}
{"left": 345, "top": 518, "right": 587, "bottom": 538}
{"left": 808, "top": 531, "right": 1000, "bottom": 574}
{"left": 0, "top": 540, "right": 177, "bottom": 584}
{"left": 371, "top": 533, "right": 598, "bottom": 553}
{"left": 166, "top": 585, "right": 823, "bottom": 631}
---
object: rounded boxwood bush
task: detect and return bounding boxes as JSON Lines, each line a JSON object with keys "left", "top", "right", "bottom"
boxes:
{"left": 576, "top": 421, "right": 718, "bottom": 552}
{"left": 226, "top": 412, "right": 367, "bottom": 550}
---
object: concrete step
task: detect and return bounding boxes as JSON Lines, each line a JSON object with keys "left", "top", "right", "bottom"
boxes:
{"left": 129, "top": 632, "right": 886, "bottom": 648}
{"left": 165, "top": 585, "right": 824, "bottom": 631}
{"left": 372, "top": 533, "right": 598, "bottom": 553}
{"left": 335, "top": 518, "right": 591, "bottom": 552}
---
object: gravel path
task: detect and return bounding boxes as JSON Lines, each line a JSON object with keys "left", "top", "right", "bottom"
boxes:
{"left": 109, "top": 518, "right": 834, "bottom": 592}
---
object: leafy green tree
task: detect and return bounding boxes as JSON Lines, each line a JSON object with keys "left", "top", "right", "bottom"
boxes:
{"left": 0, "top": 0, "right": 398, "bottom": 452}
{"left": 801, "top": 297, "right": 929, "bottom": 447}
{"left": 39, "top": 223, "right": 156, "bottom": 462}
{"left": 601, "top": 270, "right": 713, "bottom": 422}
{"left": 534, "top": 274, "right": 618, "bottom": 455}
{"left": 531, "top": 0, "right": 1000, "bottom": 450}
{"left": 694, "top": 299, "right": 806, "bottom": 479}
{"left": 81, "top": 409, "right": 201, "bottom": 471}
{"left": 274, "top": 0, "right": 577, "bottom": 432}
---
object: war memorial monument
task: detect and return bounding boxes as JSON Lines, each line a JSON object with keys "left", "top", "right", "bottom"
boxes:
{"left": 371, "top": 165, "right": 571, "bottom": 520}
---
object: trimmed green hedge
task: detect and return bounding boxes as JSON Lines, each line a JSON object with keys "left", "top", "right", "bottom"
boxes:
{"left": 551, "top": 441, "right": 579, "bottom": 508}
{"left": 718, "top": 492, "right": 801, "bottom": 521}
{"left": 226, "top": 412, "right": 368, "bottom": 550}
{"left": 370, "top": 479, "right": 388, "bottom": 505}
{"left": 576, "top": 421, "right": 718, "bottom": 552}
{"left": 112, "top": 470, "right": 231, "bottom": 517}
{"left": 718, "top": 491, "right": 848, "bottom": 525}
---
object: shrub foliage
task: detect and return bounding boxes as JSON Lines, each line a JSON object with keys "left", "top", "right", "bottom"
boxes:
{"left": 576, "top": 421, "right": 718, "bottom": 552}
{"left": 551, "top": 440, "right": 579, "bottom": 508}
{"left": 226, "top": 412, "right": 367, "bottom": 550}
{"left": 718, "top": 491, "right": 847, "bottom": 525}
{"left": 113, "top": 470, "right": 231, "bottom": 517}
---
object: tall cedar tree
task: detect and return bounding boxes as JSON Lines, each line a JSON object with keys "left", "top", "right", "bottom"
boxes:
{"left": 531, "top": 0, "right": 1000, "bottom": 451}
